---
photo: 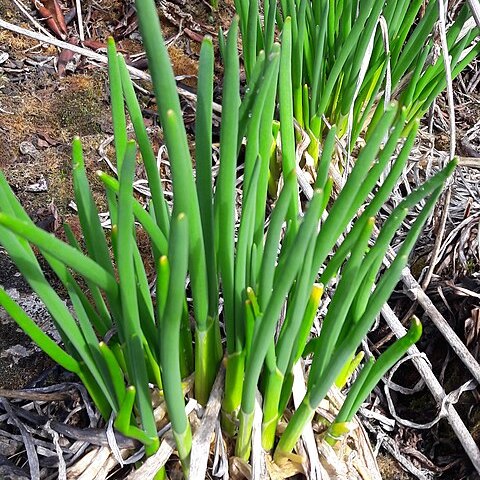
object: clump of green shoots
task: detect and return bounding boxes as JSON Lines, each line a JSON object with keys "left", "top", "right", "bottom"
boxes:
{"left": 235, "top": 0, "right": 479, "bottom": 161}
{"left": 0, "top": 0, "right": 459, "bottom": 474}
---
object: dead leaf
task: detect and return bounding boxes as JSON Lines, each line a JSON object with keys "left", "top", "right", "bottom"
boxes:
{"left": 83, "top": 39, "right": 108, "bottom": 51}
{"left": 34, "top": 0, "right": 68, "bottom": 39}
{"left": 114, "top": 6, "right": 139, "bottom": 39}
{"left": 57, "top": 37, "right": 79, "bottom": 77}
{"left": 184, "top": 28, "right": 204, "bottom": 43}
{"left": 36, "top": 132, "right": 60, "bottom": 147}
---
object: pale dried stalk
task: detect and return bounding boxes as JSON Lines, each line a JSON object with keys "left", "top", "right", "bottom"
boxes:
{"left": 190, "top": 365, "right": 225, "bottom": 480}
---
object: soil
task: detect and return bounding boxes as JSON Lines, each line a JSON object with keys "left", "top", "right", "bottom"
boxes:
{"left": 0, "top": 1, "right": 479, "bottom": 480}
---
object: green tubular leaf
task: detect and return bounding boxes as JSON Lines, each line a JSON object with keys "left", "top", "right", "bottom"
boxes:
{"left": 310, "top": 184, "right": 450, "bottom": 409}
{"left": 159, "top": 214, "right": 191, "bottom": 471}
{"left": 243, "top": 46, "right": 280, "bottom": 201}
{"left": 0, "top": 162, "right": 116, "bottom": 365}
{"left": 320, "top": 120, "right": 419, "bottom": 284}
{"left": 245, "top": 0, "right": 259, "bottom": 78}
{"left": 63, "top": 224, "right": 112, "bottom": 331}
{"left": 310, "top": 21, "right": 326, "bottom": 115}
{"left": 314, "top": 125, "right": 336, "bottom": 191}
{"left": 72, "top": 137, "right": 115, "bottom": 277}
{"left": 0, "top": 223, "right": 112, "bottom": 390}
{"left": 117, "top": 55, "right": 170, "bottom": 235}
{"left": 95, "top": 171, "right": 168, "bottom": 256}
{"left": 261, "top": 240, "right": 317, "bottom": 452}
{"left": 238, "top": 51, "right": 265, "bottom": 150}
{"left": 339, "top": 1, "right": 384, "bottom": 116}
{"left": 218, "top": 27, "right": 226, "bottom": 61}
{"left": 278, "top": 175, "right": 453, "bottom": 458}
{"left": 67, "top": 287, "right": 119, "bottom": 411}
{"left": 99, "top": 341, "right": 126, "bottom": 405}
{"left": 335, "top": 351, "right": 365, "bottom": 390}
{"left": 195, "top": 36, "right": 218, "bottom": 320}
{"left": 264, "top": 0, "right": 276, "bottom": 56}
{"left": 238, "top": 189, "right": 324, "bottom": 455}
{"left": 165, "top": 108, "right": 210, "bottom": 329}
{"left": 274, "top": 398, "right": 314, "bottom": 462}
{"left": 0, "top": 214, "right": 118, "bottom": 296}
{"left": 411, "top": 39, "right": 480, "bottom": 122}
{"left": 401, "top": 46, "right": 430, "bottom": 109}
{"left": 343, "top": 317, "right": 422, "bottom": 423}
{"left": 195, "top": 316, "right": 223, "bottom": 405}
{"left": 261, "top": 364, "right": 284, "bottom": 451}
{"left": 292, "top": 283, "right": 323, "bottom": 365}
{"left": 325, "top": 357, "right": 373, "bottom": 446}
{"left": 0, "top": 286, "right": 79, "bottom": 373}
{"left": 114, "top": 385, "right": 135, "bottom": 435}
{"left": 254, "top": 46, "right": 281, "bottom": 249}
{"left": 134, "top": 0, "right": 208, "bottom": 333}
{"left": 312, "top": 0, "right": 378, "bottom": 129}
{"left": 276, "top": 235, "right": 316, "bottom": 373}
{"left": 234, "top": 161, "right": 261, "bottom": 349}
{"left": 308, "top": 218, "right": 375, "bottom": 385}
{"left": 258, "top": 171, "right": 296, "bottom": 309}
{"left": 311, "top": 106, "right": 397, "bottom": 274}
{"left": 116, "top": 139, "right": 158, "bottom": 451}
{"left": 115, "top": 385, "right": 147, "bottom": 441}
{"left": 245, "top": 299, "right": 255, "bottom": 359}
{"left": 0, "top": 172, "right": 32, "bottom": 221}
{"left": 107, "top": 37, "right": 127, "bottom": 173}
{"left": 156, "top": 256, "right": 169, "bottom": 328}
{"left": 279, "top": 18, "right": 299, "bottom": 228}
{"left": 391, "top": 0, "right": 437, "bottom": 85}
{"left": 342, "top": 157, "right": 456, "bottom": 327}
{"left": 132, "top": 244, "right": 158, "bottom": 355}
{"left": 214, "top": 17, "right": 240, "bottom": 354}
{"left": 292, "top": 0, "right": 307, "bottom": 116}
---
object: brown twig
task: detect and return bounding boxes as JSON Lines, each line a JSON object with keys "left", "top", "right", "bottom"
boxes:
{"left": 0, "top": 388, "right": 70, "bottom": 402}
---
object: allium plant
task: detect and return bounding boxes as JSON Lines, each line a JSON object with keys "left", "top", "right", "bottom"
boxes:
{"left": 234, "top": 0, "right": 479, "bottom": 160}
{"left": 0, "top": 0, "right": 458, "bottom": 474}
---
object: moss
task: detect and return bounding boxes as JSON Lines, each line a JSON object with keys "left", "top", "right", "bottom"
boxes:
{"left": 55, "top": 75, "right": 105, "bottom": 136}
{"left": 377, "top": 454, "right": 412, "bottom": 479}
{"left": 0, "top": 0, "right": 23, "bottom": 22}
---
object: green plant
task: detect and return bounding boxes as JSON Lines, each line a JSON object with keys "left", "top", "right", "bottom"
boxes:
{"left": 0, "top": 0, "right": 458, "bottom": 474}
{"left": 235, "top": 0, "right": 480, "bottom": 160}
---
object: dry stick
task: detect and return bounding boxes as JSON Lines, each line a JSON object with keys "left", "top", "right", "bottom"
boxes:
{"left": 381, "top": 302, "right": 480, "bottom": 474}
{"left": 360, "top": 416, "right": 431, "bottom": 480}
{"left": 420, "top": 2, "right": 456, "bottom": 291}
{"left": 0, "top": 18, "right": 222, "bottom": 114}
{"left": 0, "top": 388, "right": 70, "bottom": 402}
{"left": 421, "top": 185, "right": 451, "bottom": 290}
{"left": 400, "top": 266, "right": 480, "bottom": 386}
{"left": 251, "top": 390, "right": 268, "bottom": 480}
{"left": 0, "top": 397, "right": 40, "bottom": 480}
{"left": 190, "top": 365, "right": 225, "bottom": 480}
{"left": 125, "top": 399, "right": 197, "bottom": 480}
{"left": 75, "top": 0, "right": 85, "bottom": 42}
{"left": 467, "top": 0, "right": 480, "bottom": 28}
